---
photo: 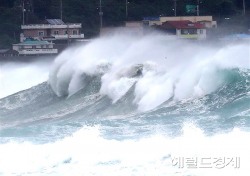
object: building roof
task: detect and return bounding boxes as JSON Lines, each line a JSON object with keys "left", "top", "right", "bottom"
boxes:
{"left": 14, "top": 38, "right": 53, "bottom": 45}
{"left": 162, "top": 20, "right": 205, "bottom": 29}
{"left": 46, "top": 19, "right": 65, "bottom": 25}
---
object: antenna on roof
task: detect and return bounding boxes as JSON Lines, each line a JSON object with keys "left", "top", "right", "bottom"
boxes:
{"left": 22, "top": 0, "right": 25, "bottom": 25}
{"left": 125, "top": 0, "right": 129, "bottom": 19}
{"left": 99, "top": 0, "right": 103, "bottom": 30}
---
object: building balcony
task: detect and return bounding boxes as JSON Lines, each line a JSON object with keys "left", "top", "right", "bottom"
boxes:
{"left": 179, "top": 34, "right": 198, "bottom": 39}
{"left": 49, "top": 34, "right": 85, "bottom": 40}
{"left": 20, "top": 33, "right": 85, "bottom": 42}
{"left": 178, "top": 34, "right": 206, "bottom": 40}
{"left": 16, "top": 49, "right": 58, "bottom": 55}
{"left": 21, "top": 24, "right": 82, "bottom": 29}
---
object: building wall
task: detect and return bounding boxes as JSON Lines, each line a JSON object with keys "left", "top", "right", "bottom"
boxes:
{"left": 176, "top": 28, "right": 206, "bottom": 40}
{"left": 125, "top": 21, "right": 142, "bottom": 27}
{"left": 23, "top": 29, "right": 47, "bottom": 38}
{"left": 143, "top": 20, "right": 161, "bottom": 26}
{"left": 160, "top": 16, "right": 213, "bottom": 23}
{"left": 50, "top": 29, "right": 79, "bottom": 35}
{"left": 13, "top": 44, "right": 57, "bottom": 55}
{"left": 158, "top": 16, "right": 216, "bottom": 29}
{"left": 198, "top": 29, "right": 206, "bottom": 39}
{"left": 17, "top": 49, "right": 58, "bottom": 55}
{"left": 12, "top": 45, "right": 19, "bottom": 51}
{"left": 23, "top": 29, "right": 80, "bottom": 37}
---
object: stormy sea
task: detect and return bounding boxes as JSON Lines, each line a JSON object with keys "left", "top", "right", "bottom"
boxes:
{"left": 0, "top": 34, "right": 249, "bottom": 176}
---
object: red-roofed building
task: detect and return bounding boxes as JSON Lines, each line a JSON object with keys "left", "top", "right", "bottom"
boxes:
{"left": 153, "top": 20, "right": 206, "bottom": 40}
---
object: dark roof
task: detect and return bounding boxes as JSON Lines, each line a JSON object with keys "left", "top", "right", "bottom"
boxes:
{"left": 46, "top": 19, "right": 65, "bottom": 25}
{"left": 162, "top": 20, "right": 205, "bottom": 29}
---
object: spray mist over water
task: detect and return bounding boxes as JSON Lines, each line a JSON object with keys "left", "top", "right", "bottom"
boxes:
{"left": 49, "top": 34, "right": 250, "bottom": 111}
{"left": 0, "top": 58, "right": 53, "bottom": 99}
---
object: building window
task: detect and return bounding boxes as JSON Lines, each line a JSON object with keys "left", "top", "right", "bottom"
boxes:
{"left": 64, "top": 30, "right": 68, "bottom": 35}
{"left": 181, "top": 29, "right": 197, "bottom": 35}
{"left": 54, "top": 31, "right": 59, "bottom": 35}
{"left": 38, "top": 31, "right": 44, "bottom": 36}
{"left": 73, "top": 30, "right": 78, "bottom": 35}
{"left": 200, "top": 30, "right": 203, "bottom": 34}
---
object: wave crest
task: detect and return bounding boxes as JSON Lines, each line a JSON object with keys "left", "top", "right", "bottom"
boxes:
{"left": 49, "top": 34, "right": 250, "bottom": 111}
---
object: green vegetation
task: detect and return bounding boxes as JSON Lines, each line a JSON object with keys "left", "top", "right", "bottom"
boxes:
{"left": 0, "top": 0, "right": 249, "bottom": 48}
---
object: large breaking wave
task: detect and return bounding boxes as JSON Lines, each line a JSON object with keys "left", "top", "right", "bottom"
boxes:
{"left": 49, "top": 34, "right": 250, "bottom": 111}
{"left": 0, "top": 34, "right": 250, "bottom": 176}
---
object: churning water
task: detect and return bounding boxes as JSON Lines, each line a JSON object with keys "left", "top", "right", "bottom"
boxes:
{"left": 0, "top": 34, "right": 250, "bottom": 176}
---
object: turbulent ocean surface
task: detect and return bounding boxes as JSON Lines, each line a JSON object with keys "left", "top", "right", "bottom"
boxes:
{"left": 0, "top": 34, "right": 250, "bottom": 176}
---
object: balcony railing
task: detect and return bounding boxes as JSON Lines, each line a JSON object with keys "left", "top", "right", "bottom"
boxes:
{"left": 50, "top": 34, "right": 85, "bottom": 39}
{"left": 21, "top": 24, "right": 82, "bottom": 29}
{"left": 17, "top": 49, "right": 58, "bottom": 55}
{"left": 179, "top": 34, "right": 198, "bottom": 39}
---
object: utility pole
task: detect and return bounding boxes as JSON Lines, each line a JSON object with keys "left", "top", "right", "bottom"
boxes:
{"left": 197, "top": 0, "right": 199, "bottom": 16}
{"left": 174, "top": 0, "right": 177, "bottom": 16}
{"left": 60, "top": 0, "right": 63, "bottom": 20}
{"left": 99, "top": 0, "right": 103, "bottom": 30}
{"left": 22, "top": 0, "right": 25, "bottom": 25}
{"left": 126, "top": 0, "right": 128, "bottom": 19}
{"left": 99, "top": 0, "right": 103, "bottom": 31}
{"left": 243, "top": 0, "right": 246, "bottom": 15}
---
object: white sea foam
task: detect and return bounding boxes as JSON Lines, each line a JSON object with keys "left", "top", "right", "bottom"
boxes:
{"left": 0, "top": 124, "right": 249, "bottom": 176}
{"left": 49, "top": 33, "right": 250, "bottom": 111}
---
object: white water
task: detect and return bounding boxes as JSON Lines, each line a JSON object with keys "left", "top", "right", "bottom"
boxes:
{"left": 0, "top": 59, "right": 52, "bottom": 99}
{"left": 49, "top": 34, "right": 250, "bottom": 111}
{"left": 0, "top": 124, "right": 249, "bottom": 176}
{"left": 1, "top": 34, "right": 250, "bottom": 176}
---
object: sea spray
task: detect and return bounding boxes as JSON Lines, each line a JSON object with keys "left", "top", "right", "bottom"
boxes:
{"left": 0, "top": 57, "right": 53, "bottom": 99}
{"left": 49, "top": 34, "right": 250, "bottom": 111}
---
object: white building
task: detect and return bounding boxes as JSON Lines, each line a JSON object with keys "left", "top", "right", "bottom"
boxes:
{"left": 13, "top": 38, "right": 58, "bottom": 55}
